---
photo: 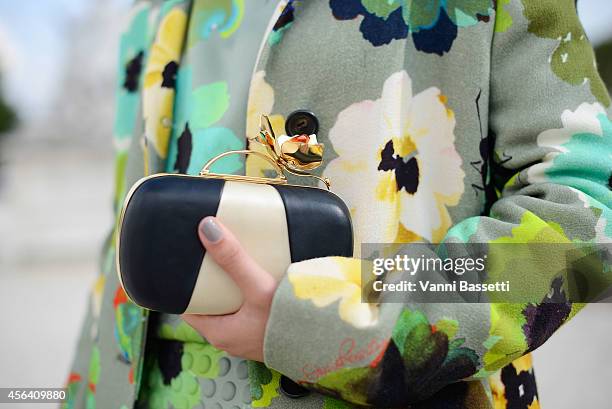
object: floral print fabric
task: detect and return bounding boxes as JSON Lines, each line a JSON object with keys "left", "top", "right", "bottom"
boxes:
{"left": 329, "top": 0, "right": 494, "bottom": 54}
{"left": 64, "top": 0, "right": 611, "bottom": 408}
{"left": 522, "top": 0, "right": 610, "bottom": 107}
{"left": 143, "top": 7, "right": 188, "bottom": 159}
{"left": 322, "top": 70, "right": 464, "bottom": 244}
{"left": 142, "top": 1, "right": 278, "bottom": 409}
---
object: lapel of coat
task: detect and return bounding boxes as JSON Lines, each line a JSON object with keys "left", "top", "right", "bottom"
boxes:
{"left": 92, "top": 1, "right": 192, "bottom": 407}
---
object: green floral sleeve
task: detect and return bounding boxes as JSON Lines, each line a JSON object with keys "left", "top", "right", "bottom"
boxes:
{"left": 262, "top": 1, "right": 612, "bottom": 407}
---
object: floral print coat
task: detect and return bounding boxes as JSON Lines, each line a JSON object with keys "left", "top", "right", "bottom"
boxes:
{"left": 64, "top": 0, "right": 612, "bottom": 408}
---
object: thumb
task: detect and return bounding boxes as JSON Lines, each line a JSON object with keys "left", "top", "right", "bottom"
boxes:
{"left": 198, "top": 216, "right": 276, "bottom": 297}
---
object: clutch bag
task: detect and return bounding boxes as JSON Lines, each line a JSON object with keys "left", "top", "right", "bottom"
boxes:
{"left": 116, "top": 116, "right": 353, "bottom": 315}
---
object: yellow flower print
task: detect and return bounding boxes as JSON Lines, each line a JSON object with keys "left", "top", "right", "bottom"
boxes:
{"left": 245, "top": 71, "right": 285, "bottom": 177}
{"left": 511, "top": 354, "right": 534, "bottom": 374}
{"left": 92, "top": 275, "right": 106, "bottom": 317}
{"left": 323, "top": 70, "right": 464, "bottom": 243}
{"left": 288, "top": 257, "right": 378, "bottom": 328}
{"left": 489, "top": 354, "right": 540, "bottom": 409}
{"left": 142, "top": 8, "right": 188, "bottom": 159}
{"left": 89, "top": 274, "right": 106, "bottom": 339}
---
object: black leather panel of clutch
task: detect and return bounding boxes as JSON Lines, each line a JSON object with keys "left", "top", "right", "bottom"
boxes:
{"left": 116, "top": 115, "right": 354, "bottom": 315}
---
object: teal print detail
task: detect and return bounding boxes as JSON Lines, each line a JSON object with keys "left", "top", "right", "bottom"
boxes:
{"left": 544, "top": 112, "right": 612, "bottom": 206}
{"left": 160, "top": 0, "right": 188, "bottom": 14}
{"left": 188, "top": 127, "right": 243, "bottom": 175}
{"left": 532, "top": 104, "right": 612, "bottom": 208}
{"left": 191, "top": 82, "right": 230, "bottom": 129}
{"left": 114, "top": 6, "right": 150, "bottom": 141}
{"left": 268, "top": 0, "right": 295, "bottom": 46}
{"left": 171, "top": 65, "right": 193, "bottom": 129}
{"left": 167, "top": 66, "right": 243, "bottom": 175}
{"left": 188, "top": 0, "right": 244, "bottom": 47}
{"left": 445, "top": 216, "right": 482, "bottom": 242}
{"left": 329, "top": 0, "right": 494, "bottom": 55}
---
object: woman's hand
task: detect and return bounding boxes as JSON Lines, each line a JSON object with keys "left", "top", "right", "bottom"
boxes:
{"left": 181, "top": 216, "right": 278, "bottom": 362}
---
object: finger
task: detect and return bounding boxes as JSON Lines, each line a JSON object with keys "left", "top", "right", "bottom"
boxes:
{"left": 182, "top": 314, "right": 241, "bottom": 349}
{"left": 197, "top": 217, "right": 276, "bottom": 295}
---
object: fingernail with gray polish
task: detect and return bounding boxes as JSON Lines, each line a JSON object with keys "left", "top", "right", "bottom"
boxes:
{"left": 201, "top": 217, "right": 223, "bottom": 243}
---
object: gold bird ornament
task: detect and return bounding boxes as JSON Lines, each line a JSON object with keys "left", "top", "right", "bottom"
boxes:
{"left": 199, "top": 114, "right": 331, "bottom": 188}
{"left": 254, "top": 114, "right": 330, "bottom": 188}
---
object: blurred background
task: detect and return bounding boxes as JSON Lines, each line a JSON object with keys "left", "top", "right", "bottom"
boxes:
{"left": 0, "top": 1, "right": 610, "bottom": 408}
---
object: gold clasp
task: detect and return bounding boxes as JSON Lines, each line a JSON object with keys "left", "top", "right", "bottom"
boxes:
{"left": 199, "top": 115, "right": 331, "bottom": 189}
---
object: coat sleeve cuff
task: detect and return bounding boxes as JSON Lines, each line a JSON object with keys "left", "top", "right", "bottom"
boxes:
{"left": 262, "top": 256, "right": 401, "bottom": 385}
